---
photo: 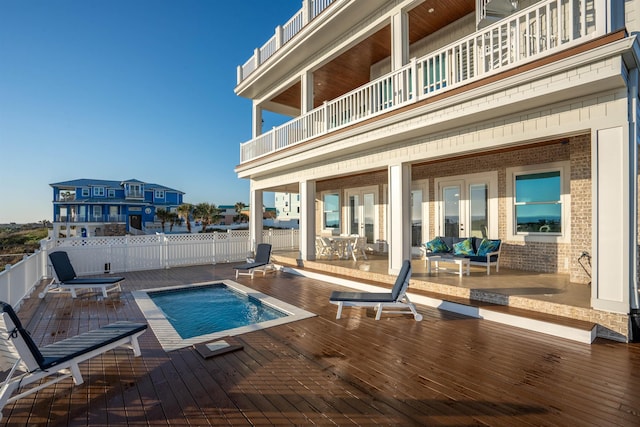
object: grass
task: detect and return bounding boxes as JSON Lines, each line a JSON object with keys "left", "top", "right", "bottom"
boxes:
{"left": 0, "top": 225, "right": 49, "bottom": 271}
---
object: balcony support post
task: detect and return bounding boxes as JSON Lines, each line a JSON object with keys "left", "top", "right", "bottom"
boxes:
{"left": 249, "top": 188, "right": 264, "bottom": 249}
{"left": 301, "top": 70, "right": 314, "bottom": 114}
{"left": 252, "top": 101, "right": 263, "bottom": 139}
{"left": 387, "top": 163, "right": 412, "bottom": 275}
{"left": 391, "top": 9, "right": 409, "bottom": 70}
{"left": 299, "top": 180, "right": 316, "bottom": 261}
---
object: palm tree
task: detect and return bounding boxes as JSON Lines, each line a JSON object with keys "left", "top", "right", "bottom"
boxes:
{"left": 234, "top": 201, "right": 248, "bottom": 223}
{"left": 155, "top": 208, "right": 171, "bottom": 233}
{"left": 193, "top": 203, "right": 222, "bottom": 232}
{"left": 177, "top": 203, "right": 194, "bottom": 233}
{"left": 168, "top": 212, "right": 179, "bottom": 232}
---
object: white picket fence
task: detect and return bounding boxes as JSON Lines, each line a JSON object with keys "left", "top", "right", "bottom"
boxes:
{"left": 0, "top": 229, "right": 299, "bottom": 309}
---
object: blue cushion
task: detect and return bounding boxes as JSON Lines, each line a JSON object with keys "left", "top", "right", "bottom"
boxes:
{"left": 453, "top": 238, "right": 475, "bottom": 256}
{"left": 468, "top": 255, "right": 499, "bottom": 263}
{"left": 477, "top": 239, "right": 501, "bottom": 256}
{"left": 425, "top": 237, "right": 449, "bottom": 253}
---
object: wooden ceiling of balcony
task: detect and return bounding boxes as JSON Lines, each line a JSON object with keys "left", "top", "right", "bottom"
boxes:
{"left": 270, "top": 0, "right": 474, "bottom": 113}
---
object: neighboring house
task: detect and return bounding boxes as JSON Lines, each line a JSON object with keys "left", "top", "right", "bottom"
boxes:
{"left": 218, "top": 205, "right": 239, "bottom": 225}
{"left": 234, "top": 1, "right": 640, "bottom": 339}
{"left": 274, "top": 192, "right": 300, "bottom": 220}
{"left": 50, "top": 178, "right": 184, "bottom": 237}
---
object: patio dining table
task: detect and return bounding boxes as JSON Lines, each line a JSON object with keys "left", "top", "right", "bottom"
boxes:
{"left": 328, "top": 235, "right": 358, "bottom": 260}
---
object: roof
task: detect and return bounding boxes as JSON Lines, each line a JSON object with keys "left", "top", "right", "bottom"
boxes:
{"left": 50, "top": 178, "right": 184, "bottom": 194}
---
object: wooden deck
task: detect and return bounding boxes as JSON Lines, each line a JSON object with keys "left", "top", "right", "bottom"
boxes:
{"left": 3, "top": 263, "right": 640, "bottom": 426}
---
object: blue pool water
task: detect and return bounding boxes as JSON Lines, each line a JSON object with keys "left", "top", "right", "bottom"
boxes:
{"left": 149, "top": 284, "right": 287, "bottom": 339}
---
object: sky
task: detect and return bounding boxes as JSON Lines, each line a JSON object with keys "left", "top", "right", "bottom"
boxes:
{"left": 0, "top": 1, "right": 301, "bottom": 223}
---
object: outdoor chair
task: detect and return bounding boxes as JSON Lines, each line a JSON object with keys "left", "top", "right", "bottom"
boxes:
{"left": 0, "top": 301, "right": 147, "bottom": 421}
{"left": 329, "top": 260, "right": 423, "bottom": 321}
{"left": 234, "top": 243, "right": 276, "bottom": 279}
{"left": 43, "top": 251, "right": 124, "bottom": 298}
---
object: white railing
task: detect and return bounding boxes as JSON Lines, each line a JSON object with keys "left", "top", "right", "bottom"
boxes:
{"left": 238, "top": 0, "right": 336, "bottom": 84}
{"left": 239, "top": 0, "right": 610, "bottom": 163}
{"left": 0, "top": 229, "right": 299, "bottom": 310}
{"left": 0, "top": 251, "right": 48, "bottom": 309}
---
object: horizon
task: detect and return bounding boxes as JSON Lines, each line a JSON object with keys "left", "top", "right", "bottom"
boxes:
{"left": 0, "top": 1, "right": 299, "bottom": 223}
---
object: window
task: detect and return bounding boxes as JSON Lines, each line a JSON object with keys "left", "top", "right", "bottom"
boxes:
{"left": 515, "top": 171, "right": 561, "bottom": 233}
{"left": 323, "top": 193, "right": 340, "bottom": 230}
{"left": 154, "top": 190, "right": 165, "bottom": 199}
{"left": 108, "top": 189, "right": 115, "bottom": 198}
{"left": 93, "top": 187, "right": 105, "bottom": 197}
{"left": 81, "top": 188, "right": 89, "bottom": 197}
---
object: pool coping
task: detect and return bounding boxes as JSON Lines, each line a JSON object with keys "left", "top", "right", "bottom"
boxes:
{"left": 132, "top": 280, "right": 316, "bottom": 352}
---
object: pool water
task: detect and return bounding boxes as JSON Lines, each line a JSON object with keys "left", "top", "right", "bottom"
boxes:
{"left": 149, "top": 284, "right": 286, "bottom": 339}
{"left": 133, "top": 280, "right": 316, "bottom": 351}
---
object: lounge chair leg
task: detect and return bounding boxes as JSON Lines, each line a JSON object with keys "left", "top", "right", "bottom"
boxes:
{"left": 336, "top": 303, "right": 343, "bottom": 319}
{"left": 375, "top": 303, "right": 383, "bottom": 320}
{"left": 130, "top": 336, "right": 142, "bottom": 357}
{"left": 69, "top": 363, "right": 84, "bottom": 385}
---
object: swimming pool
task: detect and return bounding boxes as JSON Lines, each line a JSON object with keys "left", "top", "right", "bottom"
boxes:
{"left": 133, "top": 280, "right": 316, "bottom": 351}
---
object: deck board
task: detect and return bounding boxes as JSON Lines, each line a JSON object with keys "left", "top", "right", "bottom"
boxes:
{"left": 2, "top": 263, "right": 640, "bottom": 426}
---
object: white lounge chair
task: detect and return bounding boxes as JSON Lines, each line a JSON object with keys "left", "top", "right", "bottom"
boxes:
{"left": 329, "top": 260, "right": 423, "bottom": 321}
{"left": 0, "top": 301, "right": 147, "bottom": 421}
{"left": 234, "top": 243, "right": 276, "bottom": 279}
{"left": 42, "top": 251, "right": 124, "bottom": 298}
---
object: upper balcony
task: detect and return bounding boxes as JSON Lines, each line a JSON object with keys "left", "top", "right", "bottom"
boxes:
{"left": 237, "top": 0, "right": 621, "bottom": 165}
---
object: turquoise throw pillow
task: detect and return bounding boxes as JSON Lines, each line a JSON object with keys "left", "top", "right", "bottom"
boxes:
{"left": 477, "top": 239, "right": 501, "bottom": 256}
{"left": 425, "top": 237, "right": 449, "bottom": 253}
{"left": 453, "top": 238, "right": 475, "bottom": 256}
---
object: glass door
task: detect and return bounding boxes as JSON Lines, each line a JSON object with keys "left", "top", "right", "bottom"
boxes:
{"left": 345, "top": 186, "right": 377, "bottom": 244}
{"left": 411, "top": 180, "right": 429, "bottom": 249}
{"left": 441, "top": 180, "right": 464, "bottom": 238}
{"left": 437, "top": 176, "right": 493, "bottom": 239}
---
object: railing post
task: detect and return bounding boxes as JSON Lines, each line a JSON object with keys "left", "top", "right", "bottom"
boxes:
{"left": 272, "top": 126, "right": 277, "bottom": 152}
{"left": 253, "top": 47, "right": 261, "bottom": 70}
{"left": 275, "top": 25, "right": 283, "bottom": 49}
{"left": 323, "top": 101, "right": 329, "bottom": 132}
{"left": 302, "top": 0, "right": 311, "bottom": 25}
{"left": 411, "top": 57, "right": 418, "bottom": 102}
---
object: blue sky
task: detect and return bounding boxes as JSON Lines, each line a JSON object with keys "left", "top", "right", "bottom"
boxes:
{"left": 0, "top": 1, "right": 300, "bottom": 223}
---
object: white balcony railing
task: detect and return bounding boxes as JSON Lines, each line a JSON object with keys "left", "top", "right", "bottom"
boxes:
{"left": 0, "top": 229, "right": 299, "bottom": 310}
{"left": 240, "top": 0, "right": 610, "bottom": 164}
{"left": 238, "top": 0, "right": 336, "bottom": 84}
{"left": 54, "top": 214, "right": 127, "bottom": 223}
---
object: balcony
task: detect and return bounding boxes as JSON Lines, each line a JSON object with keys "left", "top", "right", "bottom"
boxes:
{"left": 237, "top": 0, "right": 336, "bottom": 84}
{"left": 239, "top": 0, "right": 612, "bottom": 164}
{"left": 54, "top": 214, "right": 127, "bottom": 223}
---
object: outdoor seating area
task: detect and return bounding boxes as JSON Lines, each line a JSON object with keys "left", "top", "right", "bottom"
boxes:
{"left": 423, "top": 236, "right": 501, "bottom": 275}
{"left": 329, "top": 259, "right": 423, "bottom": 321}
{"left": 42, "top": 251, "right": 124, "bottom": 298}
{"left": 0, "top": 301, "right": 147, "bottom": 421}
{"left": 1, "top": 262, "right": 638, "bottom": 425}
{"left": 233, "top": 243, "right": 277, "bottom": 279}
{"left": 315, "top": 234, "right": 368, "bottom": 261}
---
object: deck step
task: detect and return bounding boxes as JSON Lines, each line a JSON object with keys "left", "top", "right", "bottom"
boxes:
{"left": 280, "top": 264, "right": 597, "bottom": 344}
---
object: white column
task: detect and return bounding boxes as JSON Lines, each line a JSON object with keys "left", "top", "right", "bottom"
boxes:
{"left": 252, "top": 101, "right": 263, "bottom": 139}
{"left": 388, "top": 163, "right": 411, "bottom": 274}
{"left": 301, "top": 70, "right": 314, "bottom": 114}
{"left": 391, "top": 10, "right": 409, "bottom": 71}
{"left": 299, "top": 180, "right": 316, "bottom": 261}
{"left": 249, "top": 188, "right": 264, "bottom": 250}
{"left": 591, "top": 126, "right": 632, "bottom": 314}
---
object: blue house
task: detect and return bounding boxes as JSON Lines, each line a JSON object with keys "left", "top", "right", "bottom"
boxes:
{"left": 50, "top": 178, "right": 184, "bottom": 237}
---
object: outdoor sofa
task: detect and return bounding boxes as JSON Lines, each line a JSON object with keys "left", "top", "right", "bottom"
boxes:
{"left": 423, "top": 236, "right": 501, "bottom": 275}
